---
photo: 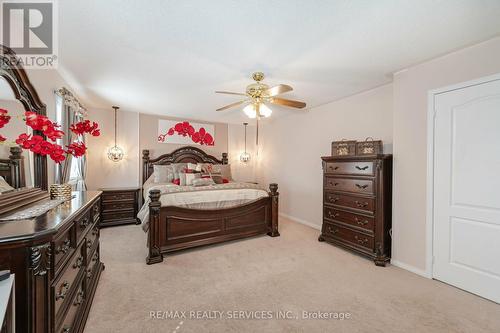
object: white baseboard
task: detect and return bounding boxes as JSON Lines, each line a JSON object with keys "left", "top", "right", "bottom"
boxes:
{"left": 279, "top": 213, "right": 321, "bottom": 231}
{"left": 391, "top": 259, "right": 431, "bottom": 278}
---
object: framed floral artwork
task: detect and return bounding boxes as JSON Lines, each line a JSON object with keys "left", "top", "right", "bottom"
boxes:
{"left": 158, "top": 120, "right": 215, "bottom": 146}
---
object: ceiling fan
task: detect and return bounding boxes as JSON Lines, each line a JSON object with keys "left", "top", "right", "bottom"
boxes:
{"left": 215, "top": 72, "right": 306, "bottom": 118}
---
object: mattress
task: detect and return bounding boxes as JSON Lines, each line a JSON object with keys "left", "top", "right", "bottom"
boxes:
{"left": 137, "top": 182, "right": 269, "bottom": 231}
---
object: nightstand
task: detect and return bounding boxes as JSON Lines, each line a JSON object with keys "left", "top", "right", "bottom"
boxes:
{"left": 99, "top": 187, "right": 140, "bottom": 227}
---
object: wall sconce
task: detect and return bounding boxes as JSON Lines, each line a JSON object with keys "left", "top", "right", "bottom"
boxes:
{"left": 107, "top": 106, "right": 124, "bottom": 162}
{"left": 240, "top": 122, "right": 251, "bottom": 163}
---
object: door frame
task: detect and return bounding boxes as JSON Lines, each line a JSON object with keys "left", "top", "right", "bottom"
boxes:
{"left": 426, "top": 72, "right": 500, "bottom": 278}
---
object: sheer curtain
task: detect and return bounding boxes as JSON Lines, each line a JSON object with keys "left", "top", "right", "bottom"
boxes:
{"left": 54, "top": 88, "right": 87, "bottom": 190}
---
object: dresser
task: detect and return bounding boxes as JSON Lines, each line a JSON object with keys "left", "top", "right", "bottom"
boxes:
{"left": 0, "top": 191, "right": 104, "bottom": 333}
{"left": 319, "top": 155, "right": 392, "bottom": 266}
{"left": 100, "top": 188, "right": 140, "bottom": 227}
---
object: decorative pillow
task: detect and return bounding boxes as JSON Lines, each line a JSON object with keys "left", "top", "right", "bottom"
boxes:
{"left": 0, "top": 176, "right": 14, "bottom": 193}
{"left": 191, "top": 178, "right": 215, "bottom": 187}
{"left": 183, "top": 171, "right": 201, "bottom": 185}
{"left": 172, "top": 178, "right": 180, "bottom": 185}
{"left": 213, "top": 164, "right": 232, "bottom": 181}
{"left": 153, "top": 165, "right": 174, "bottom": 183}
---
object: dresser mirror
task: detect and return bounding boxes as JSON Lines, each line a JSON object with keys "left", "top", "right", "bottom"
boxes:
{"left": 0, "top": 45, "right": 48, "bottom": 215}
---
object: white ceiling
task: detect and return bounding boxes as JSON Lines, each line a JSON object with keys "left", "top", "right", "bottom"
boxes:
{"left": 57, "top": 0, "right": 500, "bottom": 123}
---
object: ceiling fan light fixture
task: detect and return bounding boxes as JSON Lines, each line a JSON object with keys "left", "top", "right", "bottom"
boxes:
{"left": 243, "top": 103, "right": 272, "bottom": 119}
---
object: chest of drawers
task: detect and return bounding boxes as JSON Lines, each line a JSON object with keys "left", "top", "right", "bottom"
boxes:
{"left": 319, "top": 155, "right": 392, "bottom": 266}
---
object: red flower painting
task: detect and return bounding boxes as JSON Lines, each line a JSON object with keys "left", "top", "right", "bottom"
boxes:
{"left": 158, "top": 120, "right": 215, "bottom": 146}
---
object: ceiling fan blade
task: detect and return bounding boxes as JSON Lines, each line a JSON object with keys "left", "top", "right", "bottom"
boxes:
{"left": 215, "top": 91, "right": 247, "bottom": 96}
{"left": 270, "top": 97, "right": 306, "bottom": 109}
{"left": 216, "top": 99, "right": 247, "bottom": 111}
{"left": 266, "top": 84, "right": 293, "bottom": 97}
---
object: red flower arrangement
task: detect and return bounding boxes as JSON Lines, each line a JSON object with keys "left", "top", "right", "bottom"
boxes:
{"left": 158, "top": 121, "right": 214, "bottom": 146}
{"left": 0, "top": 109, "right": 101, "bottom": 163}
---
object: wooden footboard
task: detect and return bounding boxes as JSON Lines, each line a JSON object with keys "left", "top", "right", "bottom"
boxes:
{"left": 146, "top": 183, "right": 280, "bottom": 264}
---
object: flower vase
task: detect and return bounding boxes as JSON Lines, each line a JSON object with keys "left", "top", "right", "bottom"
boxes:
{"left": 49, "top": 183, "right": 72, "bottom": 200}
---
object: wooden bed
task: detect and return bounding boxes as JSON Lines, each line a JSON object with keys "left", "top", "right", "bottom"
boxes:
{"left": 0, "top": 147, "right": 25, "bottom": 189}
{"left": 142, "top": 146, "right": 279, "bottom": 264}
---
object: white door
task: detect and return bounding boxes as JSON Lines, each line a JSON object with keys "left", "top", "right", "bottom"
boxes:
{"left": 433, "top": 77, "right": 500, "bottom": 303}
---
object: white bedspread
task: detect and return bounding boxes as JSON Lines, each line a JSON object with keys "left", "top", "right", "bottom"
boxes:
{"left": 137, "top": 182, "right": 268, "bottom": 231}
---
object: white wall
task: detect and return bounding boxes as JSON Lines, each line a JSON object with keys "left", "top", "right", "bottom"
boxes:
{"left": 86, "top": 108, "right": 140, "bottom": 190}
{"left": 391, "top": 37, "right": 500, "bottom": 274}
{"left": 257, "top": 84, "right": 393, "bottom": 228}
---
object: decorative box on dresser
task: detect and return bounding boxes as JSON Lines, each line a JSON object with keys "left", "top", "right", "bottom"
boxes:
{"left": 319, "top": 155, "right": 392, "bottom": 266}
{"left": 100, "top": 188, "right": 140, "bottom": 227}
{"left": 0, "top": 191, "right": 104, "bottom": 333}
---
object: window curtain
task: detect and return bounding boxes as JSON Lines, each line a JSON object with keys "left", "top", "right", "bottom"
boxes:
{"left": 54, "top": 88, "right": 88, "bottom": 190}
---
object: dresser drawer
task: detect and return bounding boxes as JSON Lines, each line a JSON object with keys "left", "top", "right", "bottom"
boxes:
{"left": 91, "top": 200, "right": 101, "bottom": 222}
{"left": 324, "top": 177, "right": 374, "bottom": 195}
{"left": 53, "top": 226, "right": 74, "bottom": 271}
{"left": 102, "top": 201, "right": 135, "bottom": 212}
{"left": 322, "top": 222, "right": 374, "bottom": 251}
{"left": 57, "top": 276, "right": 85, "bottom": 333}
{"left": 75, "top": 210, "right": 92, "bottom": 243}
{"left": 324, "top": 207, "right": 374, "bottom": 232}
{"left": 324, "top": 192, "right": 375, "bottom": 213}
{"left": 324, "top": 161, "right": 374, "bottom": 176}
{"left": 102, "top": 191, "right": 135, "bottom": 202}
{"left": 85, "top": 224, "right": 99, "bottom": 257}
{"left": 52, "top": 242, "right": 85, "bottom": 318}
{"left": 86, "top": 246, "right": 100, "bottom": 286}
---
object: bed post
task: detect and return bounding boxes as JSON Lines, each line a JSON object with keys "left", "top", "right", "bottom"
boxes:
{"left": 142, "top": 149, "right": 150, "bottom": 184}
{"left": 146, "top": 189, "right": 164, "bottom": 264}
{"left": 222, "top": 152, "right": 228, "bottom": 165}
{"left": 268, "top": 183, "right": 280, "bottom": 237}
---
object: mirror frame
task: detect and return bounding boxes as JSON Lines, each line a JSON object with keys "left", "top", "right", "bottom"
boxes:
{"left": 0, "top": 44, "right": 48, "bottom": 190}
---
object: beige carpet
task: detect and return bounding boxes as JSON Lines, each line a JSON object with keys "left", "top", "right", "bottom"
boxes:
{"left": 85, "top": 218, "right": 500, "bottom": 333}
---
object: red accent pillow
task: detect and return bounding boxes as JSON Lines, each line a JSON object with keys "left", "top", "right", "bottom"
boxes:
{"left": 172, "top": 178, "right": 180, "bottom": 185}
{"left": 183, "top": 168, "right": 197, "bottom": 174}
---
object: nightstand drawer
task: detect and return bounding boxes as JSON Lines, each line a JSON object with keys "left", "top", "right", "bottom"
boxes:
{"left": 102, "top": 210, "right": 135, "bottom": 221}
{"left": 102, "top": 201, "right": 135, "bottom": 212}
{"left": 102, "top": 191, "right": 135, "bottom": 202}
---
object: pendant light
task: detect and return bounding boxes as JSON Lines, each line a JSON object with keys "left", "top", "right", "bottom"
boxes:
{"left": 240, "top": 122, "right": 251, "bottom": 163}
{"left": 107, "top": 106, "right": 124, "bottom": 162}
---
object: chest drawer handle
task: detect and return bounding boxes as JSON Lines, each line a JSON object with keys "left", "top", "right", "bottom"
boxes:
{"left": 74, "top": 289, "right": 85, "bottom": 306}
{"left": 327, "top": 211, "right": 340, "bottom": 218}
{"left": 328, "top": 165, "right": 339, "bottom": 171}
{"left": 354, "top": 235, "right": 369, "bottom": 245}
{"left": 355, "top": 217, "right": 369, "bottom": 226}
{"left": 354, "top": 201, "right": 369, "bottom": 208}
{"left": 328, "top": 181, "right": 340, "bottom": 187}
{"left": 56, "top": 281, "right": 70, "bottom": 300}
{"left": 355, "top": 184, "right": 368, "bottom": 189}
{"left": 73, "top": 256, "right": 83, "bottom": 269}
{"left": 327, "top": 226, "right": 338, "bottom": 234}
{"left": 56, "top": 239, "right": 70, "bottom": 255}
{"left": 355, "top": 165, "right": 369, "bottom": 171}
{"left": 327, "top": 196, "right": 339, "bottom": 203}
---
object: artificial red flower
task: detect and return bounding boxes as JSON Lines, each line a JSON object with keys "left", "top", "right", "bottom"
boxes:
{"left": 0, "top": 135, "right": 6, "bottom": 142}
{"left": 0, "top": 109, "right": 10, "bottom": 128}
{"left": 50, "top": 144, "right": 66, "bottom": 163}
{"left": 24, "top": 111, "right": 64, "bottom": 141}
{"left": 66, "top": 142, "right": 87, "bottom": 157}
{"left": 172, "top": 178, "right": 180, "bottom": 185}
{"left": 191, "top": 127, "right": 214, "bottom": 146}
{"left": 173, "top": 122, "right": 195, "bottom": 137}
{"left": 70, "top": 120, "right": 100, "bottom": 136}
{"left": 167, "top": 128, "right": 175, "bottom": 136}
{"left": 158, "top": 134, "right": 166, "bottom": 142}
{"left": 15, "top": 133, "right": 66, "bottom": 163}
{"left": 222, "top": 178, "right": 229, "bottom": 184}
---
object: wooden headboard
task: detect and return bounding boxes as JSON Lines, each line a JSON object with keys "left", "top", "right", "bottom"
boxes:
{"left": 0, "top": 147, "right": 25, "bottom": 188}
{"left": 142, "top": 146, "right": 228, "bottom": 184}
